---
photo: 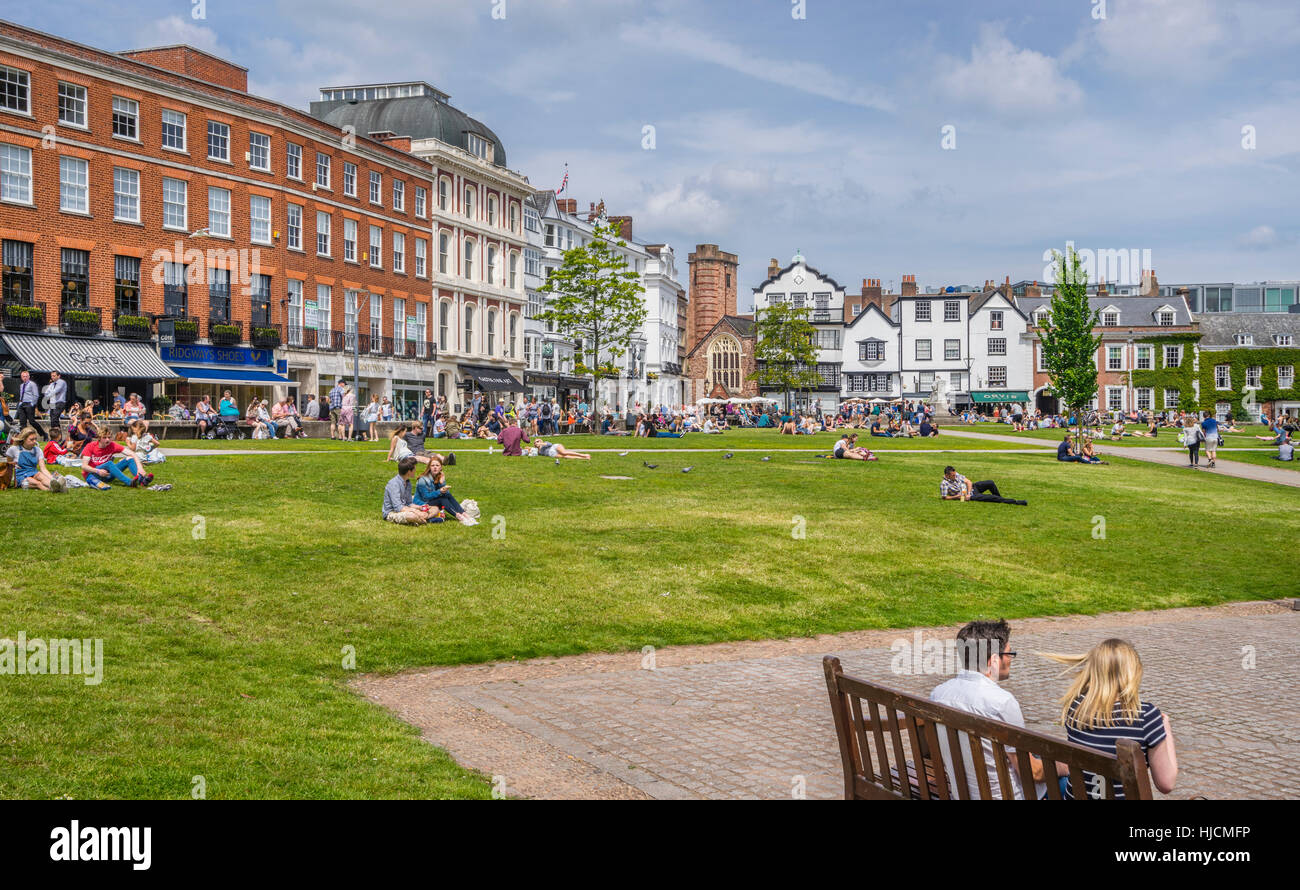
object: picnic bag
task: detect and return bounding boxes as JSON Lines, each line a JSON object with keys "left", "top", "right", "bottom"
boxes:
{"left": 0, "top": 459, "right": 13, "bottom": 491}
{"left": 460, "top": 498, "right": 481, "bottom": 521}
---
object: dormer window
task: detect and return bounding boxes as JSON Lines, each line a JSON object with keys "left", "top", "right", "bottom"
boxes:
{"left": 1275, "top": 334, "right": 1293, "bottom": 347}
{"left": 466, "top": 133, "right": 493, "bottom": 162}
{"left": 1153, "top": 305, "right": 1176, "bottom": 326}
{"left": 1236, "top": 333, "right": 1253, "bottom": 346}
{"left": 1101, "top": 306, "right": 1119, "bottom": 326}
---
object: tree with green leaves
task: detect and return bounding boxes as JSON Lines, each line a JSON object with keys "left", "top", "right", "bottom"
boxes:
{"left": 750, "top": 301, "right": 822, "bottom": 412}
{"left": 1040, "top": 246, "right": 1102, "bottom": 450}
{"left": 537, "top": 221, "right": 647, "bottom": 431}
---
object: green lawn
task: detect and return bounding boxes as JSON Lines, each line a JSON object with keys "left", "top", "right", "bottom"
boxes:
{"left": 1215, "top": 451, "right": 1299, "bottom": 472}
{"left": 2, "top": 441, "right": 1297, "bottom": 798}
{"left": 160, "top": 429, "right": 1041, "bottom": 452}
{"left": 995, "top": 426, "right": 1271, "bottom": 450}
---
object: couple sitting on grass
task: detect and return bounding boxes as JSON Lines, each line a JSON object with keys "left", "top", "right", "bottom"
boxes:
{"left": 931, "top": 619, "right": 1177, "bottom": 800}
{"left": 382, "top": 454, "right": 479, "bottom": 526}
{"left": 823, "top": 432, "right": 876, "bottom": 461}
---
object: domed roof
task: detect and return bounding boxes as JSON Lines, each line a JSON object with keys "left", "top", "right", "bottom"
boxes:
{"left": 310, "top": 94, "right": 507, "bottom": 168}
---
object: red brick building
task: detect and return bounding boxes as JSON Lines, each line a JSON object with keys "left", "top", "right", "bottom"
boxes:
{"left": 0, "top": 20, "right": 442, "bottom": 414}
{"left": 684, "top": 243, "right": 757, "bottom": 402}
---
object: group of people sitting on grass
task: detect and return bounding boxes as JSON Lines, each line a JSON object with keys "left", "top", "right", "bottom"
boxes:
{"left": 381, "top": 454, "right": 480, "bottom": 527}
{"left": 931, "top": 619, "right": 1177, "bottom": 799}
{"left": 3, "top": 422, "right": 161, "bottom": 492}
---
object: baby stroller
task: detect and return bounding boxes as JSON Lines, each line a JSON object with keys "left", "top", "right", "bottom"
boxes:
{"left": 206, "top": 417, "right": 246, "bottom": 440}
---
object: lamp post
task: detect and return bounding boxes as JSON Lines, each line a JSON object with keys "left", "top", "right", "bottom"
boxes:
{"left": 353, "top": 291, "right": 369, "bottom": 414}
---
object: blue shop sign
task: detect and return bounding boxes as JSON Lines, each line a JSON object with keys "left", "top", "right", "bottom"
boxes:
{"left": 161, "top": 344, "right": 274, "bottom": 368}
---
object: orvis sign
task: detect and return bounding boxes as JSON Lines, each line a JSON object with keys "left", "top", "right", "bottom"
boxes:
{"left": 161, "top": 344, "right": 273, "bottom": 367}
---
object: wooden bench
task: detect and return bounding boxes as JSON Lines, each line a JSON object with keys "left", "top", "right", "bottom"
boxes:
{"left": 822, "top": 656, "right": 1154, "bottom": 800}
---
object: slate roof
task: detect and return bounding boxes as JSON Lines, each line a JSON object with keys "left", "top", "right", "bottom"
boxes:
{"left": 310, "top": 95, "right": 507, "bottom": 167}
{"left": 1195, "top": 312, "right": 1300, "bottom": 347}
{"left": 1017, "top": 294, "right": 1194, "bottom": 326}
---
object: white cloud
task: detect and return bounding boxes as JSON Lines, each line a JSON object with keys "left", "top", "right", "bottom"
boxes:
{"left": 1236, "top": 225, "right": 1285, "bottom": 249}
{"left": 619, "top": 20, "right": 892, "bottom": 112}
{"left": 135, "top": 15, "right": 228, "bottom": 57}
{"left": 936, "top": 24, "right": 1083, "bottom": 116}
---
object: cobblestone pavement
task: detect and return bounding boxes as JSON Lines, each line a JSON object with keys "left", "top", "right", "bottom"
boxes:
{"left": 941, "top": 428, "right": 1300, "bottom": 487}
{"left": 356, "top": 601, "right": 1299, "bottom": 800}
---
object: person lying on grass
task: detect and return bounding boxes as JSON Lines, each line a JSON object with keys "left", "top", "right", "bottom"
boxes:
{"left": 81, "top": 426, "right": 152, "bottom": 489}
{"left": 939, "top": 465, "right": 1026, "bottom": 505}
{"left": 387, "top": 423, "right": 432, "bottom": 466}
{"left": 533, "top": 438, "right": 591, "bottom": 460}
{"left": 828, "top": 432, "right": 875, "bottom": 461}
{"left": 382, "top": 456, "right": 438, "bottom": 525}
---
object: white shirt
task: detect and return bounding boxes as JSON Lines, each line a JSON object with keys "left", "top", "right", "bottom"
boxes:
{"left": 930, "top": 669, "right": 1033, "bottom": 800}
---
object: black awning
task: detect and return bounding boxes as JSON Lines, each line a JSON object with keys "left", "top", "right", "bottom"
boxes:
{"left": 459, "top": 365, "right": 524, "bottom": 392}
{"left": 2, "top": 332, "right": 177, "bottom": 379}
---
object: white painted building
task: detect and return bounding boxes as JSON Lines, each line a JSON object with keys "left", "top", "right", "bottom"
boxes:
{"left": 752, "top": 252, "right": 846, "bottom": 411}
{"left": 840, "top": 303, "right": 901, "bottom": 399}
{"left": 966, "top": 290, "right": 1034, "bottom": 408}
{"left": 896, "top": 292, "right": 970, "bottom": 402}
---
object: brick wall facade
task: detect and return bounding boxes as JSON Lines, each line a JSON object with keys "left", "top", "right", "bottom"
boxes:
{"left": 685, "top": 243, "right": 737, "bottom": 354}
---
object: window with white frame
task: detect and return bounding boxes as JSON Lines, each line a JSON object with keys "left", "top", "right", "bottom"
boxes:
{"left": 208, "top": 186, "right": 230, "bottom": 236}
{"left": 207, "top": 120, "right": 229, "bottom": 160}
{"left": 1275, "top": 334, "right": 1293, "bottom": 347}
{"left": 464, "top": 304, "right": 475, "bottom": 352}
{"left": 1245, "top": 366, "right": 1262, "bottom": 388}
{"left": 1163, "top": 388, "right": 1180, "bottom": 409}
{"left": 524, "top": 206, "right": 540, "bottom": 232}
{"left": 0, "top": 66, "right": 30, "bottom": 114}
{"left": 57, "top": 82, "right": 87, "bottom": 127}
{"left": 509, "top": 252, "right": 518, "bottom": 289}
{"left": 344, "top": 218, "right": 356, "bottom": 262}
{"left": 415, "top": 238, "right": 427, "bottom": 277}
{"left": 466, "top": 133, "right": 492, "bottom": 162}
{"left": 988, "top": 366, "right": 1007, "bottom": 387}
{"left": 315, "top": 152, "right": 330, "bottom": 188}
{"left": 463, "top": 186, "right": 475, "bottom": 219}
{"left": 1136, "top": 345, "right": 1152, "bottom": 370}
{"left": 286, "top": 203, "right": 302, "bottom": 250}
{"left": 112, "top": 97, "right": 138, "bottom": 139}
{"left": 989, "top": 310, "right": 1003, "bottom": 330}
{"left": 393, "top": 180, "right": 405, "bottom": 211}
{"left": 868, "top": 373, "right": 891, "bottom": 392}
{"left": 392, "top": 232, "right": 404, "bottom": 273}
{"left": 249, "top": 195, "right": 271, "bottom": 244}
{"left": 287, "top": 278, "right": 304, "bottom": 346}
{"left": 1107, "top": 345, "right": 1123, "bottom": 370}
{"left": 1157, "top": 310, "right": 1175, "bottom": 326}
{"left": 316, "top": 211, "right": 331, "bottom": 256}
{"left": 509, "top": 203, "right": 519, "bottom": 233}
{"left": 415, "top": 302, "right": 427, "bottom": 356}
{"left": 1164, "top": 344, "right": 1182, "bottom": 368}
{"left": 487, "top": 309, "right": 497, "bottom": 354}
{"left": 0, "top": 144, "right": 31, "bottom": 203}
{"left": 286, "top": 142, "right": 301, "bottom": 179}
{"left": 370, "top": 295, "right": 383, "bottom": 344}
{"left": 162, "top": 177, "right": 187, "bottom": 230}
{"left": 439, "top": 232, "right": 450, "bottom": 273}
{"left": 950, "top": 372, "right": 962, "bottom": 390}
{"left": 438, "top": 178, "right": 449, "bottom": 210}
{"left": 1036, "top": 344, "right": 1046, "bottom": 371}
{"left": 945, "top": 339, "right": 960, "bottom": 360}
{"left": 344, "top": 290, "right": 358, "bottom": 349}
{"left": 1102, "top": 311, "right": 1118, "bottom": 326}
{"left": 915, "top": 339, "right": 931, "bottom": 361}
{"left": 1135, "top": 387, "right": 1152, "bottom": 411}
{"left": 919, "top": 371, "right": 936, "bottom": 390}
{"left": 1214, "top": 364, "right": 1231, "bottom": 390}
{"left": 488, "top": 195, "right": 498, "bottom": 226}
{"left": 987, "top": 337, "right": 1006, "bottom": 356}
{"left": 59, "top": 156, "right": 88, "bottom": 213}
{"left": 860, "top": 340, "right": 884, "bottom": 361}
{"left": 1107, "top": 386, "right": 1123, "bottom": 411}
{"left": 944, "top": 300, "right": 960, "bottom": 322}
{"left": 1235, "top": 333, "right": 1253, "bottom": 346}
{"left": 1279, "top": 365, "right": 1295, "bottom": 388}
{"left": 162, "top": 110, "right": 187, "bottom": 150}
{"left": 369, "top": 171, "right": 381, "bottom": 204}
{"left": 113, "top": 167, "right": 140, "bottom": 221}
{"left": 439, "top": 301, "right": 450, "bottom": 351}
{"left": 915, "top": 301, "right": 931, "bottom": 322}
{"left": 249, "top": 131, "right": 270, "bottom": 171}
{"left": 487, "top": 245, "right": 498, "bottom": 285}
{"left": 527, "top": 289, "right": 543, "bottom": 319}
{"left": 369, "top": 225, "right": 382, "bottom": 268}
{"left": 316, "top": 283, "right": 331, "bottom": 333}
{"left": 464, "top": 238, "right": 475, "bottom": 278}
{"left": 343, "top": 162, "right": 356, "bottom": 197}
{"left": 393, "top": 297, "right": 405, "bottom": 348}
{"left": 415, "top": 185, "right": 426, "bottom": 217}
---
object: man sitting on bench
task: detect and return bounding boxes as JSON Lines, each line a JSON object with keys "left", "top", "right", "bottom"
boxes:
{"left": 931, "top": 619, "right": 1065, "bottom": 799}
{"left": 940, "top": 465, "right": 1027, "bottom": 505}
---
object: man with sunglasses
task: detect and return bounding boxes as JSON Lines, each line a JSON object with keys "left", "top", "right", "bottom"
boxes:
{"left": 930, "top": 619, "right": 1062, "bottom": 799}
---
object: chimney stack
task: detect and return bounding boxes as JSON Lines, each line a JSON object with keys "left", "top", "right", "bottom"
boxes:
{"left": 767, "top": 257, "right": 780, "bottom": 279}
{"left": 901, "top": 274, "right": 917, "bottom": 296}
{"left": 1140, "top": 268, "right": 1159, "bottom": 296}
{"left": 607, "top": 215, "right": 633, "bottom": 241}
{"left": 1025, "top": 280, "right": 1042, "bottom": 298}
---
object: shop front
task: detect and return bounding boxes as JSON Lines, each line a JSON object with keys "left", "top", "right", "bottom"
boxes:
{"left": 1, "top": 331, "right": 177, "bottom": 414}
{"left": 459, "top": 364, "right": 525, "bottom": 401}
{"left": 162, "top": 343, "right": 293, "bottom": 413}
{"left": 523, "top": 372, "right": 590, "bottom": 408}
{"left": 970, "top": 390, "right": 1030, "bottom": 410}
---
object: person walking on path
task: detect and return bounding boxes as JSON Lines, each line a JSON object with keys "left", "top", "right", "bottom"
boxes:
{"left": 1181, "top": 416, "right": 1204, "bottom": 469}
{"left": 1199, "top": 411, "right": 1220, "bottom": 469}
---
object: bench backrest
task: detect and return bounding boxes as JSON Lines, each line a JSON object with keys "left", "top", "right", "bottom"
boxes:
{"left": 823, "top": 656, "right": 1153, "bottom": 800}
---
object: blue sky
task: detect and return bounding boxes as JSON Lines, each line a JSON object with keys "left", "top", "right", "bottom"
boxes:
{"left": 5, "top": 0, "right": 1298, "bottom": 309}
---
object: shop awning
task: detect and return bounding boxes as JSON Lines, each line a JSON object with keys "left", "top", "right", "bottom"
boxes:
{"left": 1, "top": 333, "right": 177, "bottom": 379}
{"left": 970, "top": 390, "right": 1030, "bottom": 403}
{"left": 459, "top": 365, "right": 524, "bottom": 392}
{"left": 168, "top": 365, "right": 294, "bottom": 385}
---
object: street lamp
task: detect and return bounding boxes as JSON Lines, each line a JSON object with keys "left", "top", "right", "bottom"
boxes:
{"left": 352, "top": 292, "right": 370, "bottom": 421}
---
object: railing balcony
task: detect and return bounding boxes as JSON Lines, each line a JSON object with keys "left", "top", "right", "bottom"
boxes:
{"left": 813, "top": 310, "right": 832, "bottom": 322}
{"left": 209, "top": 317, "right": 243, "bottom": 346}
{"left": 250, "top": 323, "right": 282, "bottom": 348}
{"left": 113, "top": 309, "right": 153, "bottom": 340}
{"left": 1, "top": 300, "right": 47, "bottom": 332}
{"left": 60, "top": 304, "right": 102, "bottom": 336}
{"left": 368, "top": 335, "right": 394, "bottom": 356}
{"left": 167, "top": 315, "right": 200, "bottom": 344}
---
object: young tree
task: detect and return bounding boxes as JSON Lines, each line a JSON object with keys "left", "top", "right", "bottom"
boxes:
{"left": 750, "top": 302, "right": 822, "bottom": 412}
{"left": 537, "top": 221, "right": 647, "bottom": 431}
{"left": 1040, "top": 246, "right": 1102, "bottom": 451}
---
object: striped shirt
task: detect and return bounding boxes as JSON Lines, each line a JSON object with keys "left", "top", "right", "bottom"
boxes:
{"left": 939, "top": 473, "right": 968, "bottom": 498}
{"left": 1065, "top": 699, "right": 1166, "bottom": 800}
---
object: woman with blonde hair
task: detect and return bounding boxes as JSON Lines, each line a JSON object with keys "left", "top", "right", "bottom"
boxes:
{"left": 1040, "top": 638, "right": 1177, "bottom": 798}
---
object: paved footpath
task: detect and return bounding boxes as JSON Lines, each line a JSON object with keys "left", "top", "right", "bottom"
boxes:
{"left": 941, "top": 428, "right": 1300, "bottom": 487}
{"left": 355, "top": 600, "right": 1299, "bottom": 800}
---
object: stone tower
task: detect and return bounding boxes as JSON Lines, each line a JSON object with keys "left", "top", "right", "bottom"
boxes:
{"left": 686, "top": 244, "right": 739, "bottom": 354}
